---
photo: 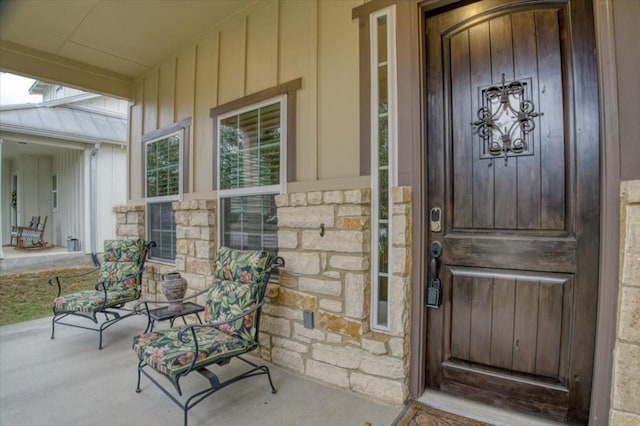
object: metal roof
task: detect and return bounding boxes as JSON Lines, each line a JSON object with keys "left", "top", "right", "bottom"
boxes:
{"left": 0, "top": 103, "right": 127, "bottom": 145}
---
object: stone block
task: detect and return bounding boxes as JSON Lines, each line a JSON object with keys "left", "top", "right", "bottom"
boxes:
{"left": 621, "top": 205, "right": 640, "bottom": 287}
{"left": 337, "top": 205, "right": 370, "bottom": 217}
{"left": 299, "top": 277, "right": 342, "bottom": 297}
{"left": 280, "top": 251, "right": 320, "bottom": 275}
{"left": 190, "top": 211, "right": 214, "bottom": 226}
{"left": 362, "top": 332, "right": 388, "bottom": 355}
{"left": 360, "top": 354, "right": 404, "bottom": 379}
{"left": 265, "top": 285, "right": 280, "bottom": 299}
{"left": 290, "top": 193, "right": 307, "bottom": 207}
{"left": 278, "top": 272, "right": 299, "bottom": 289}
{"left": 195, "top": 240, "right": 215, "bottom": 260}
{"left": 323, "top": 191, "right": 344, "bottom": 204}
{"left": 261, "top": 315, "right": 291, "bottom": 337}
{"left": 259, "top": 333, "right": 271, "bottom": 349}
{"left": 277, "top": 288, "right": 318, "bottom": 311}
{"left": 389, "top": 337, "right": 405, "bottom": 358}
{"left": 610, "top": 411, "right": 640, "bottom": 426}
{"left": 319, "top": 298, "right": 343, "bottom": 313}
{"left": 322, "top": 270, "right": 341, "bottom": 279}
{"left": 293, "top": 322, "right": 326, "bottom": 342}
{"left": 311, "top": 342, "right": 362, "bottom": 369}
{"left": 186, "top": 258, "right": 213, "bottom": 275}
{"left": 278, "top": 206, "right": 335, "bottom": 228}
{"left": 271, "top": 347, "right": 304, "bottom": 373}
{"left": 393, "top": 204, "right": 410, "bottom": 215}
{"left": 613, "top": 342, "right": 640, "bottom": 413}
{"left": 326, "top": 332, "right": 343, "bottom": 344}
{"left": 306, "top": 360, "right": 349, "bottom": 388}
{"left": 272, "top": 337, "right": 309, "bottom": 353}
{"left": 391, "top": 186, "right": 411, "bottom": 203}
{"left": 278, "top": 230, "right": 298, "bottom": 249}
{"left": 307, "top": 192, "right": 323, "bottom": 205}
{"left": 337, "top": 216, "right": 368, "bottom": 230}
{"left": 263, "top": 304, "right": 302, "bottom": 321}
{"left": 392, "top": 247, "right": 411, "bottom": 275}
{"left": 619, "top": 287, "right": 640, "bottom": 342}
{"left": 317, "top": 311, "right": 362, "bottom": 339}
{"left": 127, "top": 210, "right": 145, "bottom": 224}
{"left": 174, "top": 211, "right": 189, "bottom": 226}
{"left": 345, "top": 273, "right": 366, "bottom": 319}
{"left": 176, "top": 239, "right": 190, "bottom": 255}
{"left": 329, "top": 255, "right": 369, "bottom": 271}
{"left": 197, "top": 199, "right": 216, "bottom": 210}
{"left": 302, "top": 230, "right": 368, "bottom": 253}
{"left": 275, "top": 194, "right": 289, "bottom": 207}
{"left": 350, "top": 372, "right": 404, "bottom": 404}
{"left": 344, "top": 189, "right": 371, "bottom": 204}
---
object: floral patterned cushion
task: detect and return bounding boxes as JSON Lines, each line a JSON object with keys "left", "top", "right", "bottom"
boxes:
{"left": 54, "top": 289, "right": 138, "bottom": 313}
{"left": 132, "top": 327, "right": 256, "bottom": 377}
{"left": 97, "top": 239, "right": 146, "bottom": 292}
{"left": 203, "top": 280, "right": 259, "bottom": 342}
{"left": 214, "top": 247, "right": 272, "bottom": 285}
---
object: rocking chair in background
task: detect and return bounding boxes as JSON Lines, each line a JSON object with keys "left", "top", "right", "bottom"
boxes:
{"left": 133, "top": 247, "right": 284, "bottom": 426}
{"left": 10, "top": 215, "right": 48, "bottom": 249}
{"left": 49, "top": 238, "right": 156, "bottom": 349}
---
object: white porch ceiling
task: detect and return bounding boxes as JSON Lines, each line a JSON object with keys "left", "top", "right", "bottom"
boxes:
{"left": 0, "top": 0, "right": 256, "bottom": 98}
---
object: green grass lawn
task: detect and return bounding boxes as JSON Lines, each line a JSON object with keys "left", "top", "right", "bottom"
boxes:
{"left": 0, "top": 267, "right": 98, "bottom": 326}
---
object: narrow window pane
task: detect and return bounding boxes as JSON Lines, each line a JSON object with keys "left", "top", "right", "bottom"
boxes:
{"left": 148, "top": 202, "right": 176, "bottom": 261}
{"left": 377, "top": 16, "right": 387, "bottom": 64}
{"left": 221, "top": 194, "right": 278, "bottom": 253}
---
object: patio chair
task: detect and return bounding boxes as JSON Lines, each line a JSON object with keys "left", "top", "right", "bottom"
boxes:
{"left": 49, "top": 238, "right": 156, "bottom": 349}
{"left": 10, "top": 215, "right": 47, "bottom": 248}
{"left": 133, "top": 246, "right": 284, "bottom": 426}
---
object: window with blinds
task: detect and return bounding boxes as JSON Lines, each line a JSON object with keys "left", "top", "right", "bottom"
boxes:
{"left": 144, "top": 119, "right": 189, "bottom": 263}
{"left": 217, "top": 97, "right": 285, "bottom": 252}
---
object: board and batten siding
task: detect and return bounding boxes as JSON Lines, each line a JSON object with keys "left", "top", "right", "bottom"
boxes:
{"left": 129, "top": 0, "right": 364, "bottom": 203}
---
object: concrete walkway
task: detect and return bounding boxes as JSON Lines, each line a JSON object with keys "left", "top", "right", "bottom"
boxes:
{"left": 0, "top": 315, "right": 401, "bottom": 426}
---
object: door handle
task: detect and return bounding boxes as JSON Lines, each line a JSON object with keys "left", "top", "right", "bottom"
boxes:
{"left": 426, "top": 241, "right": 442, "bottom": 308}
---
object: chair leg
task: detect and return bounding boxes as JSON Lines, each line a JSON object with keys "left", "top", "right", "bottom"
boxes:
{"left": 51, "top": 317, "right": 56, "bottom": 340}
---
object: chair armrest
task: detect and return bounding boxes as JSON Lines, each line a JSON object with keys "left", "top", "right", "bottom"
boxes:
{"left": 177, "top": 300, "right": 264, "bottom": 342}
{"left": 47, "top": 267, "right": 100, "bottom": 297}
{"left": 175, "top": 300, "right": 265, "bottom": 375}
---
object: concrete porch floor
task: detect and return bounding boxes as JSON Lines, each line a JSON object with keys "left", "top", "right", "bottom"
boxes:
{"left": 0, "top": 245, "right": 94, "bottom": 274}
{"left": 0, "top": 250, "right": 564, "bottom": 426}
{"left": 0, "top": 315, "right": 400, "bottom": 426}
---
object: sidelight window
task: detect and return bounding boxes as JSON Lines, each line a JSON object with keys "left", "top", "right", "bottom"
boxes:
{"left": 371, "top": 6, "right": 397, "bottom": 331}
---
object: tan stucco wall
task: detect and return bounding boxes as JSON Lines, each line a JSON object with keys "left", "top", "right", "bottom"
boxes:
{"left": 611, "top": 180, "right": 640, "bottom": 425}
{"left": 128, "top": 0, "right": 363, "bottom": 204}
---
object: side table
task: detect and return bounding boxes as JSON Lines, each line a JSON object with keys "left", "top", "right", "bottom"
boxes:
{"left": 144, "top": 302, "right": 204, "bottom": 333}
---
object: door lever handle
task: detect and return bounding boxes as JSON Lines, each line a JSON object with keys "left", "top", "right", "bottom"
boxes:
{"left": 426, "top": 241, "right": 443, "bottom": 308}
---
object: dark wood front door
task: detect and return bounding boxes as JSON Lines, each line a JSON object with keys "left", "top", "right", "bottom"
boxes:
{"left": 424, "top": 1, "right": 599, "bottom": 423}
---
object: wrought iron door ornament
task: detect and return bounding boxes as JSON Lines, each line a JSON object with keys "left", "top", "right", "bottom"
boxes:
{"left": 471, "top": 74, "right": 542, "bottom": 164}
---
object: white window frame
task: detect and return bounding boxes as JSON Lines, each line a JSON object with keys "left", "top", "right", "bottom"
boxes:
{"left": 370, "top": 6, "right": 398, "bottom": 332}
{"left": 216, "top": 95, "right": 287, "bottom": 250}
{"left": 144, "top": 120, "right": 189, "bottom": 263}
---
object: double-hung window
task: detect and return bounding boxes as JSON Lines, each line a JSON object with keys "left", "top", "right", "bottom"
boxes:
{"left": 216, "top": 98, "right": 285, "bottom": 253}
{"left": 144, "top": 118, "right": 190, "bottom": 262}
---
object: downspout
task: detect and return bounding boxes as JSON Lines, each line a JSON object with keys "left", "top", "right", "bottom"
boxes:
{"left": 90, "top": 144, "right": 99, "bottom": 253}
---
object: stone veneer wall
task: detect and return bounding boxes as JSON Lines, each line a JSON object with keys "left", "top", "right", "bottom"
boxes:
{"left": 611, "top": 180, "right": 640, "bottom": 425}
{"left": 113, "top": 201, "right": 217, "bottom": 304}
{"left": 113, "top": 188, "right": 413, "bottom": 405}
{"left": 261, "top": 187, "right": 412, "bottom": 404}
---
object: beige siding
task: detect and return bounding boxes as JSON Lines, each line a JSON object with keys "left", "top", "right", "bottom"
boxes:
{"left": 130, "top": 0, "right": 365, "bottom": 201}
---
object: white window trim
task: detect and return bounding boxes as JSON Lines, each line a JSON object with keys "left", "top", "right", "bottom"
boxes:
{"left": 216, "top": 94, "right": 287, "bottom": 248}
{"left": 370, "top": 5, "right": 397, "bottom": 332}
{"left": 144, "top": 129, "right": 185, "bottom": 201}
{"left": 143, "top": 123, "right": 188, "bottom": 263}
